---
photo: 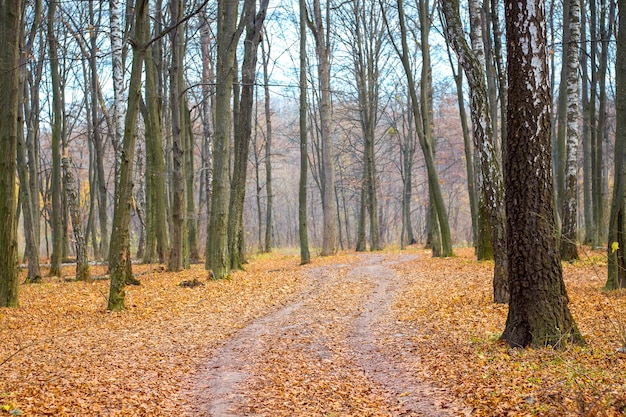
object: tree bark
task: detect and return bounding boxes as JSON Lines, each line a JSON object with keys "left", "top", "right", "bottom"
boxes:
{"left": 605, "top": 0, "right": 626, "bottom": 290}
{"left": 351, "top": 0, "right": 382, "bottom": 251}
{"left": 307, "top": 0, "right": 337, "bottom": 256}
{"left": 440, "top": 0, "right": 507, "bottom": 302}
{"left": 109, "top": 0, "right": 125, "bottom": 216}
{"left": 229, "top": 0, "right": 269, "bottom": 271}
{"left": 62, "top": 157, "right": 90, "bottom": 281}
{"left": 560, "top": 0, "right": 581, "bottom": 261}
{"left": 17, "top": 3, "right": 42, "bottom": 282}
{"left": 206, "top": 0, "right": 239, "bottom": 279}
{"left": 108, "top": 0, "right": 148, "bottom": 311}
{"left": 143, "top": 42, "right": 169, "bottom": 264}
{"left": 48, "top": 0, "right": 64, "bottom": 277}
{"left": 393, "top": 0, "right": 452, "bottom": 257}
{"left": 262, "top": 37, "right": 273, "bottom": 253}
{"left": 0, "top": 0, "right": 23, "bottom": 307}
{"left": 501, "top": 0, "right": 583, "bottom": 347}
{"left": 168, "top": 0, "right": 186, "bottom": 272}
{"left": 299, "top": 0, "right": 311, "bottom": 264}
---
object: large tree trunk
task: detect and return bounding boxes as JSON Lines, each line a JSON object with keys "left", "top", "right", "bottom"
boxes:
{"left": 107, "top": 0, "right": 148, "bottom": 311}
{"left": 560, "top": 0, "right": 581, "bottom": 261}
{"left": 299, "top": 0, "right": 310, "bottom": 264}
{"left": 0, "top": 0, "right": 23, "bottom": 307}
{"left": 441, "top": 0, "right": 508, "bottom": 302}
{"left": 206, "top": 0, "right": 239, "bottom": 280}
{"left": 605, "top": 0, "right": 626, "bottom": 290}
{"left": 501, "top": 0, "right": 583, "bottom": 347}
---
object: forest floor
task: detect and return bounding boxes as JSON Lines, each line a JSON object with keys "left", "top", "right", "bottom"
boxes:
{"left": 2, "top": 247, "right": 626, "bottom": 416}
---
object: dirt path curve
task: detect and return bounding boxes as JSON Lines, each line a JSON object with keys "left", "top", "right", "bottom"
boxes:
{"left": 188, "top": 253, "right": 466, "bottom": 416}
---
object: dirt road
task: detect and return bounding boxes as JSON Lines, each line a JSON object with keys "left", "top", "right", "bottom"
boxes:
{"left": 188, "top": 253, "right": 466, "bottom": 416}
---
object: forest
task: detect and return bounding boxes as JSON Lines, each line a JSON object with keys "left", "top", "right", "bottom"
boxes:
{"left": 1, "top": 0, "right": 626, "bottom": 414}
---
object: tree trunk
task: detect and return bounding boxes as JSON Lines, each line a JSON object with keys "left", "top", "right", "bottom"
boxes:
{"left": 108, "top": 0, "right": 148, "bottom": 311}
{"left": 299, "top": 0, "right": 311, "bottom": 264}
{"left": 184, "top": 101, "right": 198, "bottom": 264}
{"left": 144, "top": 42, "right": 169, "bottom": 264}
{"left": 48, "top": 0, "right": 64, "bottom": 277}
{"left": 353, "top": 0, "right": 382, "bottom": 251}
{"left": 605, "top": 0, "right": 626, "bottom": 290}
{"left": 206, "top": 0, "right": 239, "bottom": 279}
{"left": 581, "top": 0, "right": 594, "bottom": 245}
{"left": 62, "top": 157, "right": 89, "bottom": 281}
{"left": 307, "top": 0, "right": 337, "bottom": 256}
{"left": 448, "top": 62, "right": 478, "bottom": 252}
{"left": 394, "top": 0, "right": 452, "bottom": 257}
{"left": 229, "top": 0, "right": 269, "bottom": 271}
{"left": 109, "top": 0, "right": 125, "bottom": 216}
{"left": 0, "top": 0, "right": 23, "bottom": 307}
{"left": 441, "top": 0, "right": 508, "bottom": 302}
{"left": 200, "top": 11, "right": 214, "bottom": 262}
{"left": 560, "top": 0, "right": 581, "bottom": 261}
{"left": 261, "top": 37, "right": 273, "bottom": 253}
{"left": 18, "top": 8, "right": 42, "bottom": 282}
{"left": 168, "top": 0, "right": 186, "bottom": 272}
{"left": 501, "top": 0, "right": 583, "bottom": 347}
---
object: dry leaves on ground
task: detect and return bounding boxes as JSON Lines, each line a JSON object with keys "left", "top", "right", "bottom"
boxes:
{"left": 0, "top": 252, "right": 338, "bottom": 416}
{"left": 389, "top": 247, "right": 626, "bottom": 416}
{"left": 2, "top": 247, "right": 626, "bottom": 416}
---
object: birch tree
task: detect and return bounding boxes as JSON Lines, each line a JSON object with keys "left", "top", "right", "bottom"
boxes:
{"left": 501, "top": 0, "right": 583, "bottom": 347}
{"left": 560, "top": 0, "right": 581, "bottom": 261}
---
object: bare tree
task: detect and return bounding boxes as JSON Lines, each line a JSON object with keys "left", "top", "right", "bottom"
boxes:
{"left": 108, "top": 0, "right": 149, "bottom": 310}
{"left": 228, "top": 0, "right": 270, "bottom": 270}
{"left": 206, "top": 0, "right": 239, "bottom": 279}
{"left": 306, "top": 0, "right": 337, "bottom": 256}
{"left": 299, "top": 0, "right": 311, "bottom": 264}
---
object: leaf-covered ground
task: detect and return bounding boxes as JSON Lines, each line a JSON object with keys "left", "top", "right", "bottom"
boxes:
{"left": 1, "top": 248, "right": 626, "bottom": 416}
